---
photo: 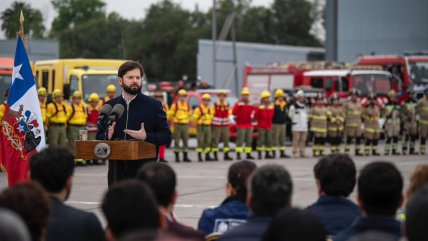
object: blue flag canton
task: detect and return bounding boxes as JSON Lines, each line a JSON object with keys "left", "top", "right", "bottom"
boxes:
{"left": 8, "top": 37, "right": 36, "bottom": 107}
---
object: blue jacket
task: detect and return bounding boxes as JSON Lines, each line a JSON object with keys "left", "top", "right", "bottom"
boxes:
{"left": 306, "top": 195, "right": 361, "bottom": 236}
{"left": 217, "top": 215, "right": 271, "bottom": 241}
{"left": 334, "top": 216, "right": 402, "bottom": 241}
{"left": 198, "top": 197, "right": 249, "bottom": 236}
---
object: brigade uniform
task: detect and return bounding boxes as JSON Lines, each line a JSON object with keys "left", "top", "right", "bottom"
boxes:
{"left": 310, "top": 96, "right": 328, "bottom": 157}
{"left": 46, "top": 89, "right": 68, "bottom": 146}
{"left": 193, "top": 94, "right": 214, "bottom": 162}
{"left": 97, "top": 84, "right": 117, "bottom": 110}
{"left": 168, "top": 89, "right": 192, "bottom": 162}
{"left": 66, "top": 91, "right": 87, "bottom": 156}
{"left": 401, "top": 92, "right": 418, "bottom": 155}
{"left": 86, "top": 93, "right": 101, "bottom": 141}
{"left": 289, "top": 90, "right": 309, "bottom": 158}
{"left": 232, "top": 87, "right": 256, "bottom": 160}
{"left": 363, "top": 95, "right": 381, "bottom": 156}
{"left": 0, "top": 101, "right": 5, "bottom": 126}
{"left": 254, "top": 91, "right": 275, "bottom": 159}
{"left": 327, "top": 95, "right": 344, "bottom": 153}
{"left": 38, "top": 87, "right": 48, "bottom": 127}
{"left": 416, "top": 89, "right": 428, "bottom": 155}
{"left": 154, "top": 92, "right": 170, "bottom": 163}
{"left": 382, "top": 90, "right": 401, "bottom": 155}
{"left": 344, "top": 89, "right": 363, "bottom": 156}
{"left": 211, "top": 90, "right": 233, "bottom": 161}
{"left": 272, "top": 89, "right": 290, "bottom": 158}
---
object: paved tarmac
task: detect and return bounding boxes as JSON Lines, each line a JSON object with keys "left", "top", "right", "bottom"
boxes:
{"left": 0, "top": 144, "right": 426, "bottom": 229}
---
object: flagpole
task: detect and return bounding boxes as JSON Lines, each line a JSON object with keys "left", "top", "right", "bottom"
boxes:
{"left": 17, "top": 10, "right": 28, "bottom": 51}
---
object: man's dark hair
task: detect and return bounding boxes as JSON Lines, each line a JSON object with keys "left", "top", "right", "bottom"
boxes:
{"left": 406, "top": 185, "right": 428, "bottom": 241}
{"left": 137, "top": 163, "right": 176, "bottom": 207}
{"left": 101, "top": 180, "right": 160, "bottom": 238}
{"left": 30, "top": 146, "right": 75, "bottom": 193}
{"left": 0, "top": 208, "right": 31, "bottom": 241}
{"left": 250, "top": 164, "right": 293, "bottom": 216}
{"left": 118, "top": 61, "right": 144, "bottom": 78}
{"left": 228, "top": 160, "right": 257, "bottom": 201}
{"left": 358, "top": 162, "right": 403, "bottom": 216}
{"left": 0, "top": 182, "right": 51, "bottom": 241}
{"left": 263, "top": 208, "right": 327, "bottom": 241}
{"left": 314, "top": 154, "right": 356, "bottom": 197}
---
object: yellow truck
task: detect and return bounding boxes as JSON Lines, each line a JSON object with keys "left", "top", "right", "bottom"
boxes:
{"left": 34, "top": 59, "right": 125, "bottom": 100}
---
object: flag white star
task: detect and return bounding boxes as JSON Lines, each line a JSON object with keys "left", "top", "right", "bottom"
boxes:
{"left": 12, "top": 64, "right": 23, "bottom": 82}
{"left": 18, "top": 124, "right": 25, "bottom": 133}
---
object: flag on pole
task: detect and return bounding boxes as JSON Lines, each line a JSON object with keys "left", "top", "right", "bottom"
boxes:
{"left": 0, "top": 36, "right": 46, "bottom": 186}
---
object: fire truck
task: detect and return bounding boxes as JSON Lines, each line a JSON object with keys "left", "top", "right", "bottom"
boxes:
{"left": 0, "top": 57, "right": 13, "bottom": 103}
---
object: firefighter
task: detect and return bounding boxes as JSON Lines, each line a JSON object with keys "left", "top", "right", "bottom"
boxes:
{"left": 0, "top": 88, "right": 9, "bottom": 126}
{"left": 98, "top": 84, "right": 117, "bottom": 109}
{"left": 37, "top": 87, "right": 48, "bottom": 127}
{"left": 363, "top": 93, "right": 381, "bottom": 156}
{"left": 416, "top": 88, "right": 428, "bottom": 155}
{"left": 86, "top": 93, "right": 100, "bottom": 140}
{"left": 193, "top": 93, "right": 214, "bottom": 162}
{"left": 169, "top": 89, "right": 192, "bottom": 163}
{"left": 310, "top": 94, "right": 328, "bottom": 157}
{"left": 272, "top": 89, "right": 290, "bottom": 158}
{"left": 67, "top": 91, "right": 87, "bottom": 165}
{"left": 289, "top": 90, "right": 309, "bottom": 158}
{"left": 401, "top": 90, "right": 418, "bottom": 155}
{"left": 46, "top": 89, "right": 68, "bottom": 147}
{"left": 327, "top": 94, "right": 344, "bottom": 153}
{"left": 255, "top": 90, "right": 275, "bottom": 159}
{"left": 154, "top": 92, "right": 169, "bottom": 163}
{"left": 344, "top": 88, "right": 363, "bottom": 156}
{"left": 211, "top": 90, "right": 233, "bottom": 161}
{"left": 382, "top": 90, "right": 401, "bottom": 155}
{"left": 232, "top": 87, "right": 256, "bottom": 160}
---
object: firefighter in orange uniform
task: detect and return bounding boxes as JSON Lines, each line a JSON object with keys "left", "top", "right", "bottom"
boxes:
{"left": 254, "top": 91, "right": 275, "bottom": 159}
{"left": 154, "top": 91, "right": 169, "bottom": 163}
{"left": 211, "top": 90, "right": 233, "bottom": 161}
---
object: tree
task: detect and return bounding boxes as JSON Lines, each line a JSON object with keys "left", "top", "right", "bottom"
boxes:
{"left": 1, "top": 2, "right": 45, "bottom": 39}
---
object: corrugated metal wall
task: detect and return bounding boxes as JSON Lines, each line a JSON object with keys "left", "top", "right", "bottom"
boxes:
{"left": 0, "top": 39, "right": 59, "bottom": 60}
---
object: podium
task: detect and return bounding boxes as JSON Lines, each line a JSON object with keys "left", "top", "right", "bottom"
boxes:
{"left": 75, "top": 140, "right": 157, "bottom": 160}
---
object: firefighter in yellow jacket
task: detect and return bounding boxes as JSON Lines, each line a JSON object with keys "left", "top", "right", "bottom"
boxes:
{"left": 193, "top": 93, "right": 214, "bottom": 162}
{"left": 344, "top": 88, "right": 363, "bottom": 156}
{"left": 67, "top": 91, "right": 87, "bottom": 164}
{"left": 37, "top": 87, "right": 48, "bottom": 127}
{"left": 98, "top": 84, "right": 117, "bottom": 109}
{"left": 0, "top": 88, "right": 9, "bottom": 127}
{"left": 168, "top": 89, "right": 192, "bottom": 162}
{"left": 46, "top": 89, "right": 68, "bottom": 146}
{"left": 363, "top": 93, "right": 381, "bottom": 156}
{"left": 310, "top": 94, "right": 328, "bottom": 157}
{"left": 327, "top": 94, "right": 344, "bottom": 153}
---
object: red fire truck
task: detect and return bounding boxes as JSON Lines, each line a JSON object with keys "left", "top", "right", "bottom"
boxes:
{"left": 0, "top": 57, "right": 14, "bottom": 103}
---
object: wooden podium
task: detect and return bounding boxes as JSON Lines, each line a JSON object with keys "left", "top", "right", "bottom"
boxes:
{"left": 75, "top": 140, "right": 157, "bottom": 160}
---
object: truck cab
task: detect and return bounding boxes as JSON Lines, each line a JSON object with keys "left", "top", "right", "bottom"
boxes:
{"left": 0, "top": 57, "right": 13, "bottom": 103}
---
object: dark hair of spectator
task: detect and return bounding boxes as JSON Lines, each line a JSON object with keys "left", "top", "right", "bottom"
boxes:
{"left": 0, "top": 208, "right": 31, "bottom": 241}
{"left": 117, "top": 229, "right": 158, "bottom": 241}
{"left": 358, "top": 162, "right": 403, "bottom": 216}
{"left": 137, "top": 162, "right": 176, "bottom": 207}
{"left": 406, "top": 164, "right": 428, "bottom": 200}
{"left": 228, "top": 160, "right": 257, "bottom": 201}
{"left": 30, "top": 146, "right": 75, "bottom": 193}
{"left": 118, "top": 61, "right": 144, "bottom": 78}
{"left": 314, "top": 153, "right": 356, "bottom": 197}
{"left": 406, "top": 185, "right": 428, "bottom": 241}
{"left": 250, "top": 164, "right": 293, "bottom": 216}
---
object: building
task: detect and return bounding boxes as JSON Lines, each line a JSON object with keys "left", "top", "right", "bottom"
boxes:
{"left": 0, "top": 38, "right": 59, "bottom": 60}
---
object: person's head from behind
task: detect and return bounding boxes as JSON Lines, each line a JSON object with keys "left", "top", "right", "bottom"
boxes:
{"left": 0, "top": 208, "right": 31, "bottom": 241}
{"left": 262, "top": 208, "right": 327, "bottom": 241}
{"left": 348, "top": 231, "right": 397, "bottom": 241}
{"left": 30, "top": 146, "right": 75, "bottom": 200}
{"left": 314, "top": 153, "right": 356, "bottom": 197}
{"left": 249, "top": 164, "right": 293, "bottom": 216}
{"left": 405, "top": 185, "right": 428, "bottom": 241}
{"left": 118, "top": 61, "right": 144, "bottom": 96}
{"left": 101, "top": 180, "right": 160, "bottom": 241}
{"left": 137, "top": 163, "right": 177, "bottom": 208}
{"left": 0, "top": 182, "right": 51, "bottom": 241}
{"left": 406, "top": 164, "right": 428, "bottom": 201}
{"left": 358, "top": 162, "right": 403, "bottom": 217}
{"left": 226, "top": 160, "right": 257, "bottom": 202}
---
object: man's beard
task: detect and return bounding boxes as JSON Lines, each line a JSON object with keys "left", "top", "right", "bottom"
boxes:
{"left": 122, "top": 83, "right": 142, "bottom": 95}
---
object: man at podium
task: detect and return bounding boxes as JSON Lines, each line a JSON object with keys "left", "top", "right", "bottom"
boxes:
{"left": 98, "top": 61, "right": 172, "bottom": 186}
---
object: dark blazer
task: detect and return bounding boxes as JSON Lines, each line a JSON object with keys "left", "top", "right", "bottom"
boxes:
{"left": 45, "top": 198, "right": 105, "bottom": 241}
{"left": 217, "top": 215, "right": 271, "bottom": 241}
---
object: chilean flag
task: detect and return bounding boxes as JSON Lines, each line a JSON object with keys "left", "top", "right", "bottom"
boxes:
{"left": 0, "top": 36, "right": 46, "bottom": 186}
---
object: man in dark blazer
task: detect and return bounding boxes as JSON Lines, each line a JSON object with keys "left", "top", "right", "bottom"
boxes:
{"left": 30, "top": 146, "right": 105, "bottom": 241}
{"left": 99, "top": 61, "right": 172, "bottom": 186}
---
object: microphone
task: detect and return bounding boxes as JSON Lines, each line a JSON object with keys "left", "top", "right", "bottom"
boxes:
{"left": 107, "top": 104, "right": 125, "bottom": 126}
{"left": 96, "top": 104, "right": 112, "bottom": 140}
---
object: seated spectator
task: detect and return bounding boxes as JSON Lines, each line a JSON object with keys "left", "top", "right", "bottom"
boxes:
{"left": 30, "top": 146, "right": 105, "bottom": 241}
{"left": 405, "top": 185, "right": 428, "bottom": 241}
{"left": 306, "top": 154, "right": 360, "bottom": 236}
{"left": 0, "top": 208, "right": 31, "bottom": 241}
{"left": 348, "top": 231, "right": 397, "bottom": 241}
{"left": 118, "top": 230, "right": 158, "bottom": 241}
{"left": 198, "top": 160, "right": 257, "bottom": 236}
{"left": 335, "top": 162, "right": 403, "bottom": 241}
{"left": 137, "top": 162, "right": 204, "bottom": 241}
{"left": 218, "top": 164, "right": 293, "bottom": 241}
{"left": 101, "top": 180, "right": 161, "bottom": 241}
{"left": 405, "top": 164, "right": 428, "bottom": 201}
{"left": 0, "top": 182, "right": 51, "bottom": 241}
{"left": 262, "top": 208, "right": 327, "bottom": 241}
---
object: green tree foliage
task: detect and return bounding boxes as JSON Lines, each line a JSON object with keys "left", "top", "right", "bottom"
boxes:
{"left": 0, "top": 2, "right": 45, "bottom": 39}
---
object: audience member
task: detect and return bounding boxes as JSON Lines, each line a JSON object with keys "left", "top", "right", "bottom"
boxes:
{"left": 118, "top": 230, "right": 159, "bottom": 241}
{"left": 29, "top": 146, "right": 105, "bottom": 241}
{"left": 307, "top": 154, "right": 360, "bottom": 236}
{"left": 348, "top": 231, "right": 397, "bottom": 241}
{"left": 262, "top": 208, "right": 327, "bottom": 241}
{"left": 0, "top": 208, "right": 31, "bottom": 241}
{"left": 101, "top": 180, "right": 161, "bottom": 241}
{"left": 137, "top": 162, "right": 204, "bottom": 241}
{"left": 218, "top": 164, "right": 293, "bottom": 241}
{"left": 198, "top": 160, "right": 257, "bottom": 235}
{"left": 405, "top": 164, "right": 428, "bottom": 201}
{"left": 335, "top": 162, "right": 403, "bottom": 241}
{"left": 405, "top": 185, "right": 428, "bottom": 241}
{"left": 0, "top": 182, "right": 51, "bottom": 241}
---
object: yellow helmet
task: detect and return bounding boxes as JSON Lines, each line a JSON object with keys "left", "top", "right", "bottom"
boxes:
{"left": 106, "top": 84, "right": 116, "bottom": 93}
{"left": 202, "top": 93, "right": 211, "bottom": 100}
{"left": 52, "top": 89, "right": 63, "bottom": 98}
{"left": 388, "top": 90, "right": 397, "bottom": 97}
{"left": 178, "top": 89, "right": 187, "bottom": 96}
{"left": 260, "top": 90, "right": 271, "bottom": 99}
{"left": 37, "top": 87, "right": 47, "bottom": 97}
{"left": 241, "top": 87, "right": 250, "bottom": 95}
{"left": 72, "top": 91, "right": 82, "bottom": 98}
{"left": 88, "top": 93, "right": 100, "bottom": 102}
{"left": 274, "top": 89, "right": 285, "bottom": 98}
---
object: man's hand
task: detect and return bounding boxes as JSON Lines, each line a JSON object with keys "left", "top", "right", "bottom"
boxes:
{"left": 124, "top": 123, "right": 147, "bottom": 141}
{"left": 108, "top": 122, "right": 116, "bottom": 140}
